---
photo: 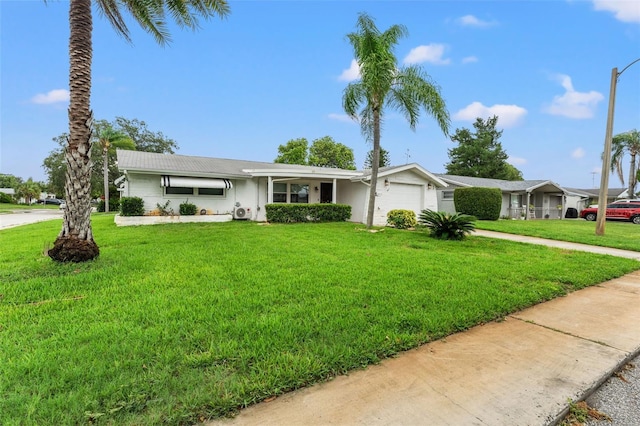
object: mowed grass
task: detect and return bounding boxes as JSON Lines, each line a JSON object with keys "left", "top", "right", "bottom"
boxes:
{"left": 1, "top": 216, "right": 638, "bottom": 425}
{"left": 476, "top": 218, "right": 640, "bottom": 251}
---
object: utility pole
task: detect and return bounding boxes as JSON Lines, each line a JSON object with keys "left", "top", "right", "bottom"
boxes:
{"left": 405, "top": 149, "right": 411, "bottom": 164}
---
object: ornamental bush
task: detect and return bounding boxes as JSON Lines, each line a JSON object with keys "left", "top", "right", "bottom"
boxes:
{"left": 265, "top": 204, "right": 351, "bottom": 223}
{"left": 120, "top": 197, "right": 145, "bottom": 216}
{"left": 0, "top": 192, "right": 13, "bottom": 203}
{"left": 386, "top": 209, "right": 417, "bottom": 229}
{"left": 454, "top": 187, "right": 501, "bottom": 220}
{"left": 179, "top": 201, "right": 197, "bottom": 216}
{"left": 418, "top": 209, "right": 476, "bottom": 240}
{"left": 97, "top": 199, "right": 120, "bottom": 212}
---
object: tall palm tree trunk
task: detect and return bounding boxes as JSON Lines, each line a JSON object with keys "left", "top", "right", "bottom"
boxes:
{"left": 366, "top": 107, "right": 382, "bottom": 228}
{"left": 628, "top": 153, "right": 637, "bottom": 198}
{"left": 49, "top": 0, "right": 99, "bottom": 262}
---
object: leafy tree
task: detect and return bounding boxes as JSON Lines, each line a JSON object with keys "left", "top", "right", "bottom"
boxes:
{"left": 114, "top": 117, "right": 178, "bottom": 154}
{"left": 42, "top": 134, "right": 69, "bottom": 198}
{"left": 609, "top": 129, "right": 640, "bottom": 197}
{"left": 445, "top": 116, "right": 523, "bottom": 181}
{"left": 308, "top": 136, "right": 356, "bottom": 170}
{"left": 274, "top": 138, "right": 309, "bottom": 165}
{"left": 0, "top": 174, "right": 23, "bottom": 189}
{"left": 343, "top": 13, "right": 450, "bottom": 228}
{"left": 94, "top": 121, "right": 134, "bottom": 212}
{"left": 17, "top": 178, "right": 41, "bottom": 205}
{"left": 364, "top": 147, "right": 390, "bottom": 169}
{"left": 48, "top": 0, "right": 230, "bottom": 263}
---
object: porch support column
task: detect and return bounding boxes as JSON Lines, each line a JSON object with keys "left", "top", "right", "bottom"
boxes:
{"left": 526, "top": 192, "right": 531, "bottom": 220}
{"left": 332, "top": 179, "right": 337, "bottom": 203}
{"left": 267, "top": 176, "right": 273, "bottom": 204}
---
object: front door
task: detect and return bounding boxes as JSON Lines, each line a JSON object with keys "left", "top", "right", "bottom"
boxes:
{"left": 320, "top": 182, "right": 333, "bottom": 203}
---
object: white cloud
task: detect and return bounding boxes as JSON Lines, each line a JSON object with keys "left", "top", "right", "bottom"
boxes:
{"left": 572, "top": 148, "right": 586, "bottom": 159}
{"left": 508, "top": 156, "right": 527, "bottom": 165}
{"left": 403, "top": 44, "right": 451, "bottom": 65}
{"left": 453, "top": 101, "right": 528, "bottom": 128}
{"left": 338, "top": 59, "right": 360, "bottom": 82}
{"left": 593, "top": 0, "right": 640, "bottom": 23}
{"left": 30, "top": 89, "right": 69, "bottom": 104}
{"left": 456, "top": 14, "right": 497, "bottom": 28}
{"left": 328, "top": 113, "right": 356, "bottom": 123}
{"left": 543, "top": 74, "right": 604, "bottom": 119}
{"left": 462, "top": 56, "right": 478, "bottom": 64}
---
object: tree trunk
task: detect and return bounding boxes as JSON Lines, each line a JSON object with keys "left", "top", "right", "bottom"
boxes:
{"left": 49, "top": 0, "right": 99, "bottom": 262}
{"left": 103, "top": 146, "right": 109, "bottom": 213}
{"left": 628, "top": 153, "right": 637, "bottom": 198}
{"left": 366, "top": 108, "right": 381, "bottom": 228}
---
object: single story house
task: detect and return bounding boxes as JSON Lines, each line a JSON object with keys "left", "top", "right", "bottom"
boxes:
{"left": 435, "top": 174, "right": 567, "bottom": 219}
{"left": 563, "top": 187, "right": 629, "bottom": 211}
{"left": 115, "top": 149, "right": 448, "bottom": 226}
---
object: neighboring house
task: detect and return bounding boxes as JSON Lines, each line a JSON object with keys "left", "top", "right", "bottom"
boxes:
{"left": 0, "top": 188, "right": 15, "bottom": 196}
{"left": 563, "top": 187, "right": 629, "bottom": 209}
{"left": 435, "top": 174, "right": 567, "bottom": 219}
{"left": 115, "top": 149, "right": 447, "bottom": 226}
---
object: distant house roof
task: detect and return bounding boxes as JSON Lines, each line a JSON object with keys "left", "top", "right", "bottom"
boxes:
{"left": 0, "top": 188, "right": 15, "bottom": 195}
{"left": 563, "top": 187, "right": 628, "bottom": 198}
{"left": 436, "top": 174, "right": 565, "bottom": 193}
{"left": 117, "top": 150, "right": 447, "bottom": 184}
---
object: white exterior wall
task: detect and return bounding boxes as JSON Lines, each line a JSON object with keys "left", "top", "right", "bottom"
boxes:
{"left": 337, "top": 180, "right": 366, "bottom": 223}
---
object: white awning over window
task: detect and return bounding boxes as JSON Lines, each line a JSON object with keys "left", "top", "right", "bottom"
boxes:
{"left": 160, "top": 176, "right": 233, "bottom": 189}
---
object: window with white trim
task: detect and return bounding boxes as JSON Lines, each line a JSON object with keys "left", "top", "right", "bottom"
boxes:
{"left": 198, "top": 188, "right": 224, "bottom": 196}
{"left": 166, "top": 187, "right": 193, "bottom": 195}
{"left": 442, "top": 191, "right": 454, "bottom": 200}
{"left": 273, "top": 183, "right": 287, "bottom": 203}
{"left": 290, "top": 184, "right": 309, "bottom": 203}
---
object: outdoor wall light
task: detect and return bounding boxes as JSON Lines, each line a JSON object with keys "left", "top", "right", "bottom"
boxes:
{"left": 314, "top": 186, "right": 319, "bottom": 191}
{"left": 384, "top": 179, "right": 390, "bottom": 187}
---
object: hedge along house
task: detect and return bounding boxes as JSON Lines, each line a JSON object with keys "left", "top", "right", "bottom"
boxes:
{"left": 435, "top": 174, "right": 567, "bottom": 220}
{"left": 115, "top": 150, "right": 447, "bottom": 225}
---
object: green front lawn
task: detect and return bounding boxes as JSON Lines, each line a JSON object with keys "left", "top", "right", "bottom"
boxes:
{"left": 0, "top": 202, "right": 60, "bottom": 212}
{"left": 1, "top": 216, "right": 638, "bottom": 425}
{"left": 476, "top": 218, "right": 640, "bottom": 251}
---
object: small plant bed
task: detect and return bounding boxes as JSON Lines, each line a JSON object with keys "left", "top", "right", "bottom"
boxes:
{"left": 476, "top": 219, "right": 640, "bottom": 252}
{"left": 1, "top": 217, "right": 638, "bottom": 424}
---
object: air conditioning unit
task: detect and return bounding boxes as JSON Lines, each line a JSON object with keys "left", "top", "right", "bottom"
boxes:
{"left": 233, "top": 206, "right": 251, "bottom": 220}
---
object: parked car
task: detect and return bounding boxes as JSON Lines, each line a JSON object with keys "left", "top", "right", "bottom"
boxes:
{"left": 40, "top": 198, "right": 64, "bottom": 205}
{"left": 580, "top": 202, "right": 640, "bottom": 224}
{"left": 59, "top": 201, "right": 66, "bottom": 209}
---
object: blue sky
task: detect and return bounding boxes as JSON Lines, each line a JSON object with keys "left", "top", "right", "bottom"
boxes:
{"left": 1, "top": 0, "right": 639, "bottom": 189}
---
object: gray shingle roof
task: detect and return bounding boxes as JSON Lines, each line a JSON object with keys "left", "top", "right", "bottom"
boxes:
{"left": 116, "top": 149, "right": 356, "bottom": 178}
{"left": 436, "top": 174, "right": 564, "bottom": 193}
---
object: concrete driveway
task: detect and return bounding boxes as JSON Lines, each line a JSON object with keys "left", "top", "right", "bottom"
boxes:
{"left": 0, "top": 209, "right": 63, "bottom": 230}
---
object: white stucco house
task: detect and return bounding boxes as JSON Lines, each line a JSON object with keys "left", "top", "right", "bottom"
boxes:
{"left": 115, "top": 149, "right": 447, "bottom": 226}
{"left": 435, "top": 174, "right": 568, "bottom": 219}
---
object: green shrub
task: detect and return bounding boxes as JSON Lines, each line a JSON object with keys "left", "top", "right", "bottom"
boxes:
{"left": 0, "top": 192, "right": 13, "bottom": 203}
{"left": 265, "top": 204, "right": 351, "bottom": 223}
{"left": 179, "top": 201, "right": 197, "bottom": 216}
{"left": 418, "top": 209, "right": 476, "bottom": 240}
{"left": 386, "top": 209, "right": 417, "bottom": 229}
{"left": 120, "top": 197, "right": 145, "bottom": 216}
{"left": 454, "top": 187, "right": 501, "bottom": 220}
{"left": 97, "top": 199, "right": 120, "bottom": 212}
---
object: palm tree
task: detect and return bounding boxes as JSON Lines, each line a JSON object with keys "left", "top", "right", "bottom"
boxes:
{"left": 610, "top": 129, "right": 640, "bottom": 198}
{"left": 94, "top": 123, "right": 134, "bottom": 213}
{"left": 342, "top": 13, "right": 450, "bottom": 228}
{"left": 47, "top": 0, "right": 230, "bottom": 262}
{"left": 17, "top": 178, "right": 42, "bottom": 205}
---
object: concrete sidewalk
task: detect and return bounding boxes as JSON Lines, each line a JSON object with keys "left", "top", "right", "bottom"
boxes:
{"left": 211, "top": 233, "right": 640, "bottom": 426}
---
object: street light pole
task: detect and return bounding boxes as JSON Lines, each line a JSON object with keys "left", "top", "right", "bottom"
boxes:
{"left": 595, "top": 58, "right": 640, "bottom": 236}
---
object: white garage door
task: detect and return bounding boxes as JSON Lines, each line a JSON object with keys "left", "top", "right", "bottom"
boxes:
{"left": 374, "top": 183, "right": 423, "bottom": 225}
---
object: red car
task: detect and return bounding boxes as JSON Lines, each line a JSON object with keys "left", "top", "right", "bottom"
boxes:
{"left": 580, "top": 202, "right": 640, "bottom": 224}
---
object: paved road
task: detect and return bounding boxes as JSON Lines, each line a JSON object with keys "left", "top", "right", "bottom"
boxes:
{"left": 584, "top": 353, "right": 640, "bottom": 426}
{"left": 0, "top": 209, "right": 63, "bottom": 229}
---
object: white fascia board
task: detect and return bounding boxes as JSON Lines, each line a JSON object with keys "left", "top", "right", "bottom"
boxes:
{"left": 244, "top": 168, "right": 362, "bottom": 179}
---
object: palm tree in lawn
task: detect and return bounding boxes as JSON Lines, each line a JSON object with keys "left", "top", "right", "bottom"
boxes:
{"left": 342, "top": 13, "right": 450, "bottom": 228}
{"left": 47, "top": 0, "right": 230, "bottom": 262}
{"left": 94, "top": 123, "right": 134, "bottom": 213}
{"left": 610, "top": 129, "right": 640, "bottom": 198}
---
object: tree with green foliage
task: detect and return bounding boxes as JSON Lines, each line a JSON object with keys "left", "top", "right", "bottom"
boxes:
{"left": 113, "top": 117, "right": 178, "bottom": 154}
{"left": 609, "top": 129, "right": 640, "bottom": 197}
{"left": 274, "top": 138, "right": 309, "bottom": 165}
{"left": 308, "top": 136, "right": 356, "bottom": 170}
{"left": 48, "top": 0, "right": 229, "bottom": 263}
{"left": 364, "top": 147, "right": 390, "bottom": 169}
{"left": 0, "top": 174, "right": 23, "bottom": 190}
{"left": 94, "top": 121, "right": 134, "bottom": 212}
{"left": 17, "top": 178, "right": 42, "bottom": 205}
{"left": 342, "top": 13, "right": 450, "bottom": 228}
{"left": 445, "top": 116, "right": 523, "bottom": 181}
